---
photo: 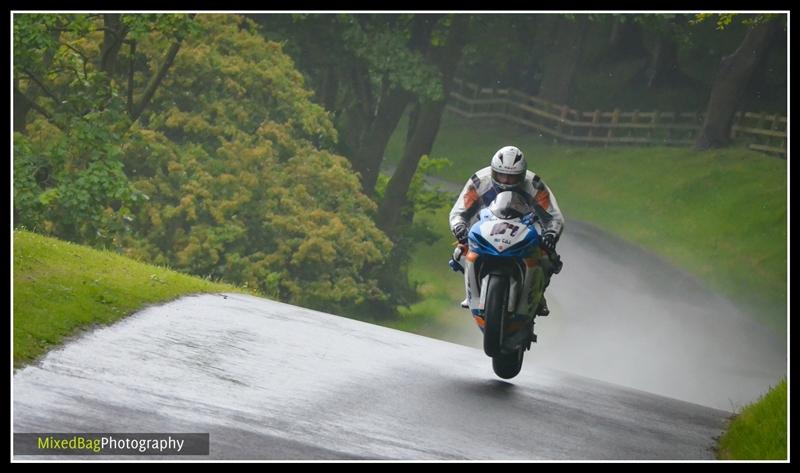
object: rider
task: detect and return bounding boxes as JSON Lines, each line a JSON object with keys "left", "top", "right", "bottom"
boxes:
{"left": 449, "top": 145, "right": 565, "bottom": 316}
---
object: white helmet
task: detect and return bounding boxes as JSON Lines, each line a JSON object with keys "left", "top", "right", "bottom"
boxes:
{"left": 490, "top": 145, "right": 526, "bottom": 191}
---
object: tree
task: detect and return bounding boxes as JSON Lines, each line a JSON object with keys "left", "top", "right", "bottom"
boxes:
{"left": 606, "top": 14, "right": 649, "bottom": 62}
{"left": 121, "top": 15, "right": 392, "bottom": 315}
{"left": 377, "top": 15, "right": 469, "bottom": 234}
{"left": 456, "top": 15, "right": 543, "bottom": 94}
{"left": 13, "top": 14, "right": 198, "bottom": 133}
{"left": 253, "top": 14, "right": 443, "bottom": 196}
{"left": 538, "top": 15, "right": 589, "bottom": 104}
{"left": 694, "top": 15, "right": 781, "bottom": 149}
{"left": 14, "top": 14, "right": 394, "bottom": 315}
{"left": 12, "top": 13, "right": 191, "bottom": 244}
{"left": 340, "top": 15, "right": 443, "bottom": 196}
{"left": 638, "top": 15, "right": 698, "bottom": 89}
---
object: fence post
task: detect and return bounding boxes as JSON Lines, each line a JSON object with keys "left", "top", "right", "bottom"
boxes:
{"left": 589, "top": 109, "right": 600, "bottom": 141}
{"left": 686, "top": 112, "right": 697, "bottom": 141}
{"left": 757, "top": 113, "right": 768, "bottom": 147}
{"left": 770, "top": 114, "right": 781, "bottom": 150}
{"left": 650, "top": 110, "right": 659, "bottom": 143}
{"left": 607, "top": 108, "right": 620, "bottom": 145}
{"left": 757, "top": 112, "right": 768, "bottom": 129}
{"left": 470, "top": 83, "right": 478, "bottom": 116}
{"left": 631, "top": 110, "right": 639, "bottom": 140}
{"left": 730, "top": 111, "right": 742, "bottom": 140}
{"left": 558, "top": 105, "right": 569, "bottom": 137}
{"left": 666, "top": 111, "right": 677, "bottom": 143}
{"left": 770, "top": 114, "right": 781, "bottom": 131}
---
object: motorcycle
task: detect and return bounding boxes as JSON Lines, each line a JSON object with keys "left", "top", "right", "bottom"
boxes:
{"left": 449, "top": 191, "right": 561, "bottom": 379}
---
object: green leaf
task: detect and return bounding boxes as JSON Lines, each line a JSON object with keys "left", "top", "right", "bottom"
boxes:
{"left": 38, "top": 189, "right": 60, "bottom": 205}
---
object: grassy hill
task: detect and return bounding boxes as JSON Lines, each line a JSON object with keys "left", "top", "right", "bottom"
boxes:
{"left": 717, "top": 380, "right": 787, "bottom": 460}
{"left": 13, "top": 230, "right": 252, "bottom": 367}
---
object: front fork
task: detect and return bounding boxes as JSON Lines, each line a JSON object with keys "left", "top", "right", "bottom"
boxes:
{"left": 515, "top": 258, "right": 545, "bottom": 318}
{"left": 454, "top": 244, "right": 545, "bottom": 319}
{"left": 452, "top": 244, "right": 482, "bottom": 313}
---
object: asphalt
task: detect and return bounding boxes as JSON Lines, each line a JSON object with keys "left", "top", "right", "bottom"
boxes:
{"left": 14, "top": 293, "right": 730, "bottom": 460}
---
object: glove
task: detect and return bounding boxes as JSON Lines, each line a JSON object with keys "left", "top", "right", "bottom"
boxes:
{"left": 541, "top": 232, "right": 557, "bottom": 253}
{"left": 452, "top": 221, "right": 469, "bottom": 243}
{"left": 521, "top": 212, "right": 537, "bottom": 227}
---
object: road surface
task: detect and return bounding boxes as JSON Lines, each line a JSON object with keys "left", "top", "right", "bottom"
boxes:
{"left": 14, "top": 293, "right": 729, "bottom": 460}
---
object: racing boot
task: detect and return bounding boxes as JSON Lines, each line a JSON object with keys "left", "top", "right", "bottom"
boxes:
{"left": 535, "top": 296, "right": 550, "bottom": 317}
{"left": 460, "top": 298, "right": 469, "bottom": 309}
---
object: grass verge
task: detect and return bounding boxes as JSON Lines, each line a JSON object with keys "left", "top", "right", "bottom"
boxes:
{"left": 13, "top": 230, "right": 252, "bottom": 367}
{"left": 717, "top": 380, "right": 788, "bottom": 460}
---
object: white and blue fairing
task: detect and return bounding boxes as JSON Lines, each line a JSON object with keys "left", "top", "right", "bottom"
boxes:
{"left": 468, "top": 192, "right": 540, "bottom": 258}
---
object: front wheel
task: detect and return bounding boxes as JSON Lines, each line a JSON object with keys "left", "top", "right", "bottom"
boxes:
{"left": 493, "top": 349, "right": 524, "bottom": 379}
{"left": 483, "top": 275, "right": 509, "bottom": 357}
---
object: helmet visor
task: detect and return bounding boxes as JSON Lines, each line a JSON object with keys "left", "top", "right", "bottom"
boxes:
{"left": 492, "top": 170, "right": 524, "bottom": 186}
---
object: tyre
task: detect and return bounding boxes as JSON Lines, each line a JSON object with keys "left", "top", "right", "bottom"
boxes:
{"left": 483, "top": 275, "right": 509, "bottom": 357}
{"left": 492, "top": 349, "right": 524, "bottom": 379}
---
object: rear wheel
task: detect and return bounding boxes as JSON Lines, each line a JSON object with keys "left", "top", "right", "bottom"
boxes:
{"left": 493, "top": 349, "right": 524, "bottom": 379}
{"left": 483, "top": 275, "right": 509, "bottom": 357}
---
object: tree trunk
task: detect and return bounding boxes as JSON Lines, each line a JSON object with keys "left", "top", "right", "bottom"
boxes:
{"left": 129, "top": 40, "right": 183, "bottom": 122}
{"left": 350, "top": 87, "right": 414, "bottom": 195}
{"left": 320, "top": 65, "right": 339, "bottom": 113}
{"left": 377, "top": 16, "right": 468, "bottom": 233}
{"left": 531, "top": 14, "right": 559, "bottom": 58}
{"left": 337, "top": 101, "right": 370, "bottom": 162}
{"left": 14, "top": 81, "right": 33, "bottom": 133}
{"left": 646, "top": 31, "right": 681, "bottom": 88}
{"left": 14, "top": 28, "right": 61, "bottom": 132}
{"left": 99, "top": 14, "right": 129, "bottom": 74}
{"left": 377, "top": 100, "right": 447, "bottom": 232}
{"left": 345, "top": 15, "right": 440, "bottom": 196}
{"left": 695, "top": 19, "right": 779, "bottom": 150}
{"left": 607, "top": 16, "right": 648, "bottom": 61}
{"left": 336, "top": 62, "right": 373, "bottom": 157}
{"left": 538, "top": 15, "right": 588, "bottom": 104}
{"left": 738, "top": 28, "right": 782, "bottom": 112}
{"left": 127, "top": 14, "right": 196, "bottom": 124}
{"left": 645, "top": 17, "right": 695, "bottom": 89}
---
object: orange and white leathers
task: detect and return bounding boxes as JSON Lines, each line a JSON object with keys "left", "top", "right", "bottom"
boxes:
{"left": 449, "top": 167, "right": 564, "bottom": 315}
{"left": 449, "top": 167, "right": 565, "bottom": 240}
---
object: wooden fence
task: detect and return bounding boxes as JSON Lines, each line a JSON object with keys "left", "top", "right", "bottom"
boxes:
{"left": 446, "top": 79, "right": 787, "bottom": 158}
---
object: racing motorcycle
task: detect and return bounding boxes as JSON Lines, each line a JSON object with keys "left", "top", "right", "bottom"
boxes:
{"left": 449, "top": 191, "right": 562, "bottom": 379}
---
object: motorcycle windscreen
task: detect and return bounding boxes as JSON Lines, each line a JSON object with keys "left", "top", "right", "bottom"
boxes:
{"left": 488, "top": 191, "right": 528, "bottom": 220}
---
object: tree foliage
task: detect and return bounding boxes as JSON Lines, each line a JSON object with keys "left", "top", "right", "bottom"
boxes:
{"left": 690, "top": 13, "right": 783, "bottom": 30}
{"left": 14, "top": 14, "right": 393, "bottom": 314}
{"left": 254, "top": 14, "right": 447, "bottom": 195}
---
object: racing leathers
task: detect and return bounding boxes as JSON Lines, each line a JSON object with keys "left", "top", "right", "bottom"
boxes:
{"left": 449, "top": 166, "right": 565, "bottom": 315}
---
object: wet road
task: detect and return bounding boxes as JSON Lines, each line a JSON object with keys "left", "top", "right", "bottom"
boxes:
{"left": 530, "top": 219, "right": 786, "bottom": 412}
{"left": 14, "top": 293, "right": 729, "bottom": 460}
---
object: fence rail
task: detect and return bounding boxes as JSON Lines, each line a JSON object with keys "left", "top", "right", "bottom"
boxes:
{"left": 448, "top": 79, "right": 787, "bottom": 157}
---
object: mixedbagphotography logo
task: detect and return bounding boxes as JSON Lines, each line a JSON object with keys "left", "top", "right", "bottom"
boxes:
{"left": 14, "top": 433, "right": 210, "bottom": 456}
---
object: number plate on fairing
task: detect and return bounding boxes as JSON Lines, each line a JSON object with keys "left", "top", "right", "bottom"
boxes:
{"left": 479, "top": 220, "right": 530, "bottom": 252}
